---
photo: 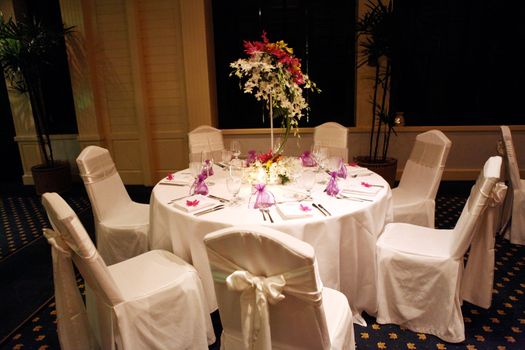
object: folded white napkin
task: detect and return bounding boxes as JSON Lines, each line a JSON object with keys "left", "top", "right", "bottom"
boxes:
{"left": 276, "top": 202, "right": 314, "bottom": 219}
{"left": 172, "top": 195, "right": 219, "bottom": 213}
{"left": 346, "top": 165, "right": 372, "bottom": 176}
{"left": 342, "top": 183, "right": 382, "bottom": 197}
{"left": 160, "top": 173, "right": 193, "bottom": 185}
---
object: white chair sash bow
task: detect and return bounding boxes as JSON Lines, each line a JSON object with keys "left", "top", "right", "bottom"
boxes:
{"left": 207, "top": 248, "right": 322, "bottom": 350}
{"left": 461, "top": 181, "right": 507, "bottom": 308}
{"left": 44, "top": 228, "right": 98, "bottom": 350}
{"left": 409, "top": 141, "right": 447, "bottom": 168}
{"left": 79, "top": 158, "right": 117, "bottom": 184}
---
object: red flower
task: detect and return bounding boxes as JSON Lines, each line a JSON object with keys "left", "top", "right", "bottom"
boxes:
{"left": 258, "top": 150, "right": 274, "bottom": 164}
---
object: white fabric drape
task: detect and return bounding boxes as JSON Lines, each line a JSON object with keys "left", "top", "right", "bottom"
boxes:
{"left": 188, "top": 125, "right": 225, "bottom": 162}
{"left": 461, "top": 182, "right": 507, "bottom": 308}
{"left": 376, "top": 156, "right": 502, "bottom": 343}
{"left": 313, "top": 122, "right": 349, "bottom": 162}
{"left": 42, "top": 192, "right": 215, "bottom": 350}
{"left": 44, "top": 228, "right": 99, "bottom": 350}
{"left": 208, "top": 248, "right": 322, "bottom": 350}
{"left": 500, "top": 125, "right": 525, "bottom": 245}
{"left": 77, "top": 146, "right": 149, "bottom": 265}
{"left": 392, "top": 130, "right": 451, "bottom": 227}
{"left": 149, "top": 168, "right": 392, "bottom": 322}
{"left": 204, "top": 226, "right": 355, "bottom": 349}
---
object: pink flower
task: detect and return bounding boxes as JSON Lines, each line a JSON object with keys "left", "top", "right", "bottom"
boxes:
{"left": 361, "top": 181, "right": 372, "bottom": 188}
{"left": 299, "top": 204, "right": 312, "bottom": 212}
{"left": 166, "top": 173, "right": 174, "bottom": 180}
{"left": 186, "top": 199, "right": 200, "bottom": 207}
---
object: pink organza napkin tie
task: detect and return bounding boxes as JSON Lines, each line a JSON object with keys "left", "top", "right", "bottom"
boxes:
{"left": 300, "top": 151, "right": 317, "bottom": 167}
{"left": 250, "top": 183, "right": 275, "bottom": 209}
{"left": 190, "top": 173, "right": 209, "bottom": 195}
{"left": 336, "top": 159, "right": 347, "bottom": 178}
{"left": 325, "top": 171, "right": 340, "bottom": 196}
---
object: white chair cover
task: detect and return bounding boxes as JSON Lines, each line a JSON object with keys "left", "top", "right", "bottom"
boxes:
{"left": 77, "top": 146, "right": 149, "bottom": 265}
{"left": 500, "top": 125, "right": 525, "bottom": 245}
{"left": 376, "top": 156, "right": 502, "bottom": 343}
{"left": 42, "top": 192, "right": 215, "bottom": 350}
{"left": 204, "top": 226, "right": 355, "bottom": 350}
{"left": 313, "top": 122, "right": 348, "bottom": 162}
{"left": 188, "top": 125, "right": 225, "bottom": 162}
{"left": 461, "top": 182, "right": 507, "bottom": 308}
{"left": 44, "top": 228, "right": 99, "bottom": 350}
{"left": 392, "top": 129, "right": 452, "bottom": 227}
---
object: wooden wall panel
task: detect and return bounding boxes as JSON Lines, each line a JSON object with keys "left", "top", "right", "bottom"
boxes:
{"left": 136, "top": 0, "right": 189, "bottom": 180}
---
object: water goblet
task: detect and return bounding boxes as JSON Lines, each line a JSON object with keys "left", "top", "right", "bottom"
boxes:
{"left": 221, "top": 149, "right": 232, "bottom": 168}
{"left": 226, "top": 174, "right": 242, "bottom": 206}
{"left": 230, "top": 140, "right": 241, "bottom": 160}
{"left": 189, "top": 161, "right": 202, "bottom": 178}
{"left": 311, "top": 145, "right": 329, "bottom": 170}
{"left": 300, "top": 168, "right": 316, "bottom": 200}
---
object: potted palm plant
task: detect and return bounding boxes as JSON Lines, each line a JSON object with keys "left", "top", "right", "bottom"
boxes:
{"left": 0, "top": 14, "right": 74, "bottom": 194}
{"left": 355, "top": 0, "right": 402, "bottom": 187}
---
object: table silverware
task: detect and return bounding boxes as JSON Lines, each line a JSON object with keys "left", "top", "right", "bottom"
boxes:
{"left": 260, "top": 208, "right": 267, "bottom": 221}
{"left": 168, "top": 194, "right": 193, "bottom": 204}
{"left": 159, "top": 182, "right": 187, "bottom": 187}
{"left": 312, "top": 203, "right": 327, "bottom": 216}
{"left": 208, "top": 194, "right": 229, "bottom": 203}
{"left": 337, "top": 194, "right": 366, "bottom": 202}
{"left": 317, "top": 204, "right": 332, "bottom": 216}
{"left": 194, "top": 205, "right": 225, "bottom": 216}
{"left": 263, "top": 208, "right": 274, "bottom": 223}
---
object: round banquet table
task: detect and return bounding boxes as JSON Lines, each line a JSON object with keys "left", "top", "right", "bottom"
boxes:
{"left": 149, "top": 164, "right": 393, "bottom": 323}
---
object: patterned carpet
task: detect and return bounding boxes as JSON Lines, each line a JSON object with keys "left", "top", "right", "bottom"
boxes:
{"left": 0, "top": 186, "right": 524, "bottom": 349}
{"left": 0, "top": 194, "right": 90, "bottom": 261}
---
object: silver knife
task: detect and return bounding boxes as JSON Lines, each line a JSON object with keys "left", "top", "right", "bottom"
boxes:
{"left": 317, "top": 204, "right": 332, "bottom": 216}
{"left": 194, "top": 205, "right": 225, "bottom": 216}
{"left": 312, "top": 203, "right": 327, "bottom": 216}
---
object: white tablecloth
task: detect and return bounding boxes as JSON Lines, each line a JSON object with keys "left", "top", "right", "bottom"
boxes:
{"left": 149, "top": 165, "right": 393, "bottom": 322}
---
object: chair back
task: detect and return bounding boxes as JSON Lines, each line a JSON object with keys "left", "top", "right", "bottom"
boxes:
{"left": 42, "top": 192, "right": 124, "bottom": 307}
{"left": 76, "top": 146, "right": 132, "bottom": 222}
{"left": 313, "top": 122, "right": 348, "bottom": 162}
{"left": 500, "top": 126, "right": 522, "bottom": 190}
{"left": 204, "top": 226, "right": 331, "bottom": 349}
{"left": 451, "top": 156, "right": 502, "bottom": 258}
{"left": 188, "top": 125, "right": 225, "bottom": 162}
{"left": 398, "top": 130, "right": 451, "bottom": 199}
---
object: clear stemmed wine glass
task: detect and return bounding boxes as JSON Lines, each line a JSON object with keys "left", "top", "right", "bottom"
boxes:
{"left": 300, "top": 168, "right": 316, "bottom": 200}
{"left": 230, "top": 140, "right": 241, "bottom": 160}
{"left": 311, "top": 145, "right": 329, "bottom": 171}
{"left": 201, "top": 150, "right": 215, "bottom": 185}
{"left": 311, "top": 145, "right": 329, "bottom": 183}
{"left": 221, "top": 150, "right": 232, "bottom": 168}
{"left": 226, "top": 173, "right": 242, "bottom": 206}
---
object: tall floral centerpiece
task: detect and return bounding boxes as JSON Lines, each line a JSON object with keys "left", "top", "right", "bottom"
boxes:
{"left": 230, "top": 32, "right": 319, "bottom": 159}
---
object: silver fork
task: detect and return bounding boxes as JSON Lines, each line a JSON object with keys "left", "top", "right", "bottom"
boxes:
{"left": 263, "top": 208, "right": 274, "bottom": 223}
{"left": 260, "top": 208, "right": 267, "bottom": 221}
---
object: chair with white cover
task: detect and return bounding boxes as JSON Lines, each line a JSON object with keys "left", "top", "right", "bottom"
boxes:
{"left": 204, "top": 225, "right": 355, "bottom": 350}
{"left": 313, "top": 122, "right": 348, "bottom": 162}
{"left": 77, "top": 145, "right": 148, "bottom": 265}
{"left": 500, "top": 125, "right": 525, "bottom": 245}
{"left": 392, "top": 129, "right": 452, "bottom": 227}
{"left": 188, "top": 125, "right": 225, "bottom": 162}
{"left": 376, "top": 156, "right": 504, "bottom": 343}
{"left": 42, "top": 192, "right": 215, "bottom": 350}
